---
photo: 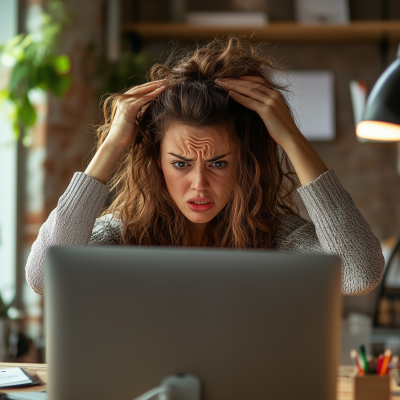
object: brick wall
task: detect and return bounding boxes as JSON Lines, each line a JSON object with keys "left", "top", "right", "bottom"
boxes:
{"left": 37, "top": 1, "right": 400, "bottom": 321}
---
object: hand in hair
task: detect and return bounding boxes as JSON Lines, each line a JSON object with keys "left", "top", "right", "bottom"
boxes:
{"left": 215, "top": 76, "right": 299, "bottom": 148}
{"left": 215, "top": 76, "right": 327, "bottom": 186}
{"left": 105, "top": 80, "right": 165, "bottom": 153}
{"left": 85, "top": 81, "right": 165, "bottom": 184}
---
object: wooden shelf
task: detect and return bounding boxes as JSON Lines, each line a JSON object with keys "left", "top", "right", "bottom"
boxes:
{"left": 123, "top": 21, "right": 400, "bottom": 43}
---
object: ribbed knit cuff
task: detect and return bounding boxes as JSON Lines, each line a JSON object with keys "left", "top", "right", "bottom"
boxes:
{"left": 297, "top": 169, "right": 354, "bottom": 216}
{"left": 57, "top": 172, "right": 109, "bottom": 215}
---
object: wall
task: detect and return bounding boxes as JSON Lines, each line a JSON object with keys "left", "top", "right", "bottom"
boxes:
{"left": 19, "top": 0, "right": 105, "bottom": 349}
{"left": 45, "top": 0, "right": 105, "bottom": 214}
{"left": 31, "top": 0, "right": 400, "bottom": 322}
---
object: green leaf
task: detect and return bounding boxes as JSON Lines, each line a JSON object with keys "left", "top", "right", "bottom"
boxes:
{"left": 19, "top": 34, "right": 33, "bottom": 50}
{"left": 0, "top": 89, "right": 10, "bottom": 109}
{"left": 6, "top": 101, "right": 19, "bottom": 139}
{"left": 37, "top": 64, "right": 64, "bottom": 92}
{"left": 19, "top": 95, "right": 37, "bottom": 126}
{"left": 2, "top": 33, "right": 24, "bottom": 51}
{"left": 9, "top": 61, "right": 28, "bottom": 92}
{"left": 0, "top": 34, "right": 31, "bottom": 66}
{"left": 52, "top": 75, "right": 71, "bottom": 96}
{"left": 54, "top": 54, "right": 70, "bottom": 74}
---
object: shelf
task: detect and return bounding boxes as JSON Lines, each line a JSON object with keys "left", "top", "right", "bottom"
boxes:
{"left": 123, "top": 21, "right": 400, "bottom": 43}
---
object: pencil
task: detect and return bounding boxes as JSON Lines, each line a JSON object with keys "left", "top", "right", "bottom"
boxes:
{"left": 376, "top": 354, "right": 384, "bottom": 374}
{"left": 351, "top": 349, "right": 365, "bottom": 376}
{"left": 379, "top": 349, "right": 392, "bottom": 376}
{"left": 359, "top": 345, "right": 369, "bottom": 374}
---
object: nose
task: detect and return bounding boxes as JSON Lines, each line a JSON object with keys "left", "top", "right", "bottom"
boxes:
{"left": 191, "top": 165, "right": 210, "bottom": 192}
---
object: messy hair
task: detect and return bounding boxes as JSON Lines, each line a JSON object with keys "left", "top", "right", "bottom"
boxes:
{"left": 96, "top": 36, "right": 299, "bottom": 248}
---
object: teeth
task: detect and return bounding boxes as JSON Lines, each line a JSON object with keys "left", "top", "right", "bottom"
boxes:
{"left": 192, "top": 201, "right": 211, "bottom": 205}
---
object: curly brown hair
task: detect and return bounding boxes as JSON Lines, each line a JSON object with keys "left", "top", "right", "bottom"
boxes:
{"left": 96, "top": 36, "right": 300, "bottom": 248}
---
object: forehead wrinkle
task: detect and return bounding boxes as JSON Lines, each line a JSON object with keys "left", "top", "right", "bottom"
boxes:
{"left": 179, "top": 138, "right": 222, "bottom": 162}
{"left": 165, "top": 123, "right": 230, "bottom": 161}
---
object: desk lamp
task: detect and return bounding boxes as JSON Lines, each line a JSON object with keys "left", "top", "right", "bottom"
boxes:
{"left": 357, "top": 44, "right": 400, "bottom": 327}
{"left": 356, "top": 45, "right": 400, "bottom": 141}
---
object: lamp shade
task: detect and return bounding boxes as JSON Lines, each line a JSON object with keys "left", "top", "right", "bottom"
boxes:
{"left": 356, "top": 45, "right": 400, "bottom": 141}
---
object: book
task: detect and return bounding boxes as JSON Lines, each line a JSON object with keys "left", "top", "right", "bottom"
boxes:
{"left": 0, "top": 368, "right": 40, "bottom": 389}
{"left": 186, "top": 12, "right": 268, "bottom": 26}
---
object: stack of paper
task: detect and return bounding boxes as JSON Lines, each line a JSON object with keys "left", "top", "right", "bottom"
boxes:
{"left": 5, "top": 393, "right": 47, "bottom": 400}
{"left": 0, "top": 367, "right": 38, "bottom": 388}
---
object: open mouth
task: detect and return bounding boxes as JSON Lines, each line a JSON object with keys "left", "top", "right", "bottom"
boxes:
{"left": 187, "top": 200, "right": 214, "bottom": 212}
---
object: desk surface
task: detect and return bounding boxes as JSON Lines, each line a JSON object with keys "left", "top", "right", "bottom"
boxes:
{"left": 0, "top": 363, "right": 399, "bottom": 399}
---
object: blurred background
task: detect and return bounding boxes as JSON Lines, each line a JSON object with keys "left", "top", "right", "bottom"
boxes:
{"left": 0, "top": 0, "right": 400, "bottom": 365}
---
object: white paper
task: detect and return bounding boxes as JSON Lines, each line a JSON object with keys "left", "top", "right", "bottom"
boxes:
{"left": 6, "top": 392, "right": 47, "bottom": 400}
{"left": 274, "top": 70, "right": 336, "bottom": 141}
{"left": 0, "top": 367, "right": 32, "bottom": 387}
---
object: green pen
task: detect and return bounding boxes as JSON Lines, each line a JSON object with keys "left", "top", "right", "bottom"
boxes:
{"left": 359, "top": 345, "right": 369, "bottom": 374}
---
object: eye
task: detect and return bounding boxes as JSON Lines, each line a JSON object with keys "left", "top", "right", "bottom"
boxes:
{"left": 211, "top": 161, "right": 228, "bottom": 169}
{"left": 171, "top": 161, "right": 189, "bottom": 170}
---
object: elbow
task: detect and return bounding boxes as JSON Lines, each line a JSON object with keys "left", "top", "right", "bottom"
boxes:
{"left": 25, "top": 258, "right": 44, "bottom": 296}
{"left": 25, "top": 268, "right": 44, "bottom": 295}
{"left": 342, "top": 252, "right": 385, "bottom": 296}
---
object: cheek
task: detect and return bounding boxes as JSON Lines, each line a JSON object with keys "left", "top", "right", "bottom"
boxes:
{"left": 208, "top": 172, "right": 234, "bottom": 200}
{"left": 161, "top": 163, "right": 187, "bottom": 198}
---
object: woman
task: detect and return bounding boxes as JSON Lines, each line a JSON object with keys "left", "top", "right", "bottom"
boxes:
{"left": 26, "top": 37, "right": 384, "bottom": 296}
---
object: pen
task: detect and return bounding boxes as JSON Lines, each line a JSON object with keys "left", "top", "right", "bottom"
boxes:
{"left": 376, "top": 354, "right": 384, "bottom": 375}
{"left": 351, "top": 349, "right": 365, "bottom": 376}
{"left": 359, "top": 345, "right": 369, "bottom": 374}
{"left": 379, "top": 349, "right": 392, "bottom": 376}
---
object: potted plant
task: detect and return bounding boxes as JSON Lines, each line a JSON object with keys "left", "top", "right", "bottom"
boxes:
{"left": 0, "top": 0, "right": 71, "bottom": 145}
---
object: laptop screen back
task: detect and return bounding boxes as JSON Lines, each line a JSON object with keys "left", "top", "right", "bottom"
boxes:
{"left": 45, "top": 246, "right": 341, "bottom": 400}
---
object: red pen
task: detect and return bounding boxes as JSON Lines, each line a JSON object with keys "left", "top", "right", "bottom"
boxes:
{"left": 376, "top": 354, "right": 384, "bottom": 374}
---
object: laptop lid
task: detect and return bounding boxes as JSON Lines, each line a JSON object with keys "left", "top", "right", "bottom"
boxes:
{"left": 45, "top": 246, "right": 341, "bottom": 400}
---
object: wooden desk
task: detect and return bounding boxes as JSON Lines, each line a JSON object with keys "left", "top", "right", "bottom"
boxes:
{"left": 0, "top": 363, "right": 399, "bottom": 399}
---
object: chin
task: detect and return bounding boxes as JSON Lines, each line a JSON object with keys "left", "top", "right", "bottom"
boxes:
{"left": 184, "top": 212, "right": 216, "bottom": 224}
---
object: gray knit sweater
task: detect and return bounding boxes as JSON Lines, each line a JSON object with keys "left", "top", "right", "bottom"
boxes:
{"left": 25, "top": 169, "right": 384, "bottom": 296}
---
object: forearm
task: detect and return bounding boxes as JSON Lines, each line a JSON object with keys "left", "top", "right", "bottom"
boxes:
{"left": 26, "top": 172, "right": 109, "bottom": 294}
{"left": 281, "top": 131, "right": 328, "bottom": 186}
{"left": 297, "top": 170, "right": 385, "bottom": 294}
{"left": 85, "top": 141, "right": 125, "bottom": 184}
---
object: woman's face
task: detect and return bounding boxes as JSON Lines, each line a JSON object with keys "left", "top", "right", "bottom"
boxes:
{"left": 160, "top": 123, "right": 235, "bottom": 225}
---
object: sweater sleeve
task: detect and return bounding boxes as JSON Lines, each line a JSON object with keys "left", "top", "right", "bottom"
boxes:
{"left": 294, "top": 169, "right": 384, "bottom": 295}
{"left": 25, "top": 172, "right": 120, "bottom": 295}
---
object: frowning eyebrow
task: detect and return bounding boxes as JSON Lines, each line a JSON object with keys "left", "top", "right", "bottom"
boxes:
{"left": 167, "top": 152, "right": 232, "bottom": 162}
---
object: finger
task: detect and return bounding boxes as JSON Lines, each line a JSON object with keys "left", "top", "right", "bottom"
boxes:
{"left": 216, "top": 80, "right": 266, "bottom": 104}
{"left": 216, "top": 78, "right": 260, "bottom": 90}
{"left": 126, "top": 80, "right": 164, "bottom": 95}
{"left": 237, "top": 76, "right": 276, "bottom": 92}
{"left": 228, "top": 90, "right": 264, "bottom": 113}
{"left": 119, "top": 85, "right": 165, "bottom": 106}
{"left": 129, "top": 85, "right": 166, "bottom": 106}
{"left": 238, "top": 75, "right": 267, "bottom": 84}
{"left": 217, "top": 78, "right": 274, "bottom": 97}
{"left": 232, "top": 77, "right": 283, "bottom": 99}
{"left": 117, "top": 86, "right": 165, "bottom": 112}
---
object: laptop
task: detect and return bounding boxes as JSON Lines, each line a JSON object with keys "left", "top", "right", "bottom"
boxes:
{"left": 44, "top": 246, "right": 341, "bottom": 400}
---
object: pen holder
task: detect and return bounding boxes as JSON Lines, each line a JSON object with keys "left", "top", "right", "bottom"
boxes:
{"left": 354, "top": 374, "right": 390, "bottom": 400}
